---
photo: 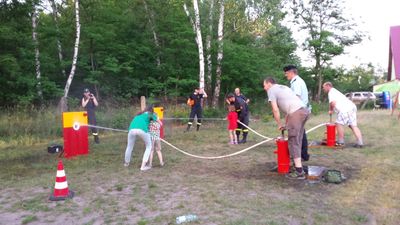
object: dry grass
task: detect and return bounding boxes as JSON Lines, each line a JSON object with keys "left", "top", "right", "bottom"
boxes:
{"left": 0, "top": 110, "right": 399, "bottom": 224}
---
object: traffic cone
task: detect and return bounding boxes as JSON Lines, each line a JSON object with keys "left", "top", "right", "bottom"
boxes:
{"left": 49, "top": 160, "right": 74, "bottom": 201}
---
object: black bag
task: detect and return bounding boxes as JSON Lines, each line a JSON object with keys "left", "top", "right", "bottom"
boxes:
{"left": 48, "top": 145, "right": 63, "bottom": 154}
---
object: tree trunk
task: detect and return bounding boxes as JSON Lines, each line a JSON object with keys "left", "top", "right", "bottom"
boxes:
{"left": 212, "top": 0, "right": 224, "bottom": 108}
{"left": 49, "top": 0, "right": 66, "bottom": 77}
{"left": 317, "top": 71, "right": 322, "bottom": 102}
{"left": 193, "top": 0, "right": 205, "bottom": 89}
{"left": 58, "top": 0, "right": 80, "bottom": 113}
{"left": 184, "top": 1, "right": 205, "bottom": 89}
{"left": 89, "top": 38, "right": 100, "bottom": 99}
{"left": 183, "top": 3, "right": 195, "bottom": 33}
{"left": 205, "top": 0, "right": 215, "bottom": 105}
{"left": 315, "top": 55, "right": 322, "bottom": 102}
{"left": 31, "top": 3, "right": 43, "bottom": 102}
{"left": 143, "top": 0, "right": 161, "bottom": 67}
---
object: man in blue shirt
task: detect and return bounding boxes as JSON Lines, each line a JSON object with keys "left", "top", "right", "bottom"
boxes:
{"left": 284, "top": 65, "right": 310, "bottom": 161}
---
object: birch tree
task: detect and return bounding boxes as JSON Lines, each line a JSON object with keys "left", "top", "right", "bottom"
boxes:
{"left": 184, "top": 0, "right": 205, "bottom": 89}
{"left": 143, "top": 0, "right": 161, "bottom": 67}
{"left": 49, "top": 0, "right": 66, "bottom": 77}
{"left": 205, "top": 0, "right": 215, "bottom": 102}
{"left": 59, "top": 0, "right": 80, "bottom": 112}
{"left": 31, "top": 1, "right": 43, "bottom": 102}
{"left": 212, "top": 0, "right": 224, "bottom": 107}
{"left": 193, "top": 0, "right": 205, "bottom": 89}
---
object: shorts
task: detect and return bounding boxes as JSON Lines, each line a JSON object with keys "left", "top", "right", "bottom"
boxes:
{"left": 336, "top": 108, "right": 357, "bottom": 126}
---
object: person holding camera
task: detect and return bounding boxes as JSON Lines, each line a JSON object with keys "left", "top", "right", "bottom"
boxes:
{"left": 82, "top": 88, "right": 99, "bottom": 144}
{"left": 186, "top": 87, "right": 207, "bottom": 132}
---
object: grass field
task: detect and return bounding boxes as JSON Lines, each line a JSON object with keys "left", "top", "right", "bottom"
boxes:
{"left": 0, "top": 109, "right": 399, "bottom": 225}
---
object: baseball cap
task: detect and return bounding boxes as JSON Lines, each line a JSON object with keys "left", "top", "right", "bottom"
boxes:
{"left": 83, "top": 88, "right": 90, "bottom": 93}
{"left": 283, "top": 65, "right": 297, "bottom": 72}
{"left": 227, "top": 93, "right": 235, "bottom": 98}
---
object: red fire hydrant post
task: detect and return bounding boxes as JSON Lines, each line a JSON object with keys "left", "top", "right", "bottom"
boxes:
{"left": 62, "top": 112, "right": 89, "bottom": 158}
{"left": 326, "top": 123, "right": 336, "bottom": 147}
{"left": 273, "top": 130, "right": 290, "bottom": 174}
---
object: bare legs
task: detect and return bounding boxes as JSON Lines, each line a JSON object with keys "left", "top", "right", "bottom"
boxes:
{"left": 350, "top": 125, "right": 363, "bottom": 145}
{"left": 229, "top": 130, "right": 237, "bottom": 144}
{"left": 336, "top": 124, "right": 363, "bottom": 145}
{"left": 148, "top": 140, "right": 164, "bottom": 167}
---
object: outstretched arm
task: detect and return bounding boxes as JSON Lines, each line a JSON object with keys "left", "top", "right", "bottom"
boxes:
{"left": 270, "top": 101, "right": 283, "bottom": 130}
{"left": 328, "top": 101, "right": 336, "bottom": 115}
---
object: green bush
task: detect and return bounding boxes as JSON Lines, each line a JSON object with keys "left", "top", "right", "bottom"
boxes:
{"left": 310, "top": 102, "right": 325, "bottom": 115}
{"left": 261, "top": 114, "right": 273, "bottom": 123}
{"left": 203, "top": 107, "right": 226, "bottom": 118}
{"left": 166, "top": 106, "right": 189, "bottom": 119}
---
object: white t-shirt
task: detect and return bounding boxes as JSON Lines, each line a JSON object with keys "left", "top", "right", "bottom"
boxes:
{"left": 328, "top": 88, "right": 356, "bottom": 113}
{"left": 268, "top": 84, "right": 304, "bottom": 114}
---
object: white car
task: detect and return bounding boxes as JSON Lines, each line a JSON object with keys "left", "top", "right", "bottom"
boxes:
{"left": 345, "top": 92, "right": 376, "bottom": 103}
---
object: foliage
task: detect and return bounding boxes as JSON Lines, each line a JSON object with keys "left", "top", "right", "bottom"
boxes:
{"left": 0, "top": 0, "right": 377, "bottom": 108}
{"left": 290, "top": 0, "right": 364, "bottom": 101}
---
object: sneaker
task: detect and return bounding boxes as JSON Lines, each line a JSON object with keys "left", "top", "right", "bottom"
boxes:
{"left": 335, "top": 142, "right": 345, "bottom": 147}
{"left": 238, "top": 139, "right": 247, "bottom": 144}
{"left": 160, "top": 162, "right": 165, "bottom": 167}
{"left": 234, "top": 141, "right": 238, "bottom": 145}
{"left": 140, "top": 166, "right": 151, "bottom": 171}
{"left": 229, "top": 141, "right": 235, "bottom": 145}
{"left": 352, "top": 144, "right": 363, "bottom": 148}
{"left": 124, "top": 162, "right": 130, "bottom": 167}
{"left": 285, "top": 171, "right": 306, "bottom": 180}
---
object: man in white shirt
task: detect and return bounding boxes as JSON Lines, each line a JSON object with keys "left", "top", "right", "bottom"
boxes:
{"left": 322, "top": 82, "right": 363, "bottom": 148}
{"left": 284, "top": 65, "right": 310, "bottom": 161}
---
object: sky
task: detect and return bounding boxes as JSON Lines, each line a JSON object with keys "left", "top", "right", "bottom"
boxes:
{"left": 287, "top": 0, "right": 400, "bottom": 72}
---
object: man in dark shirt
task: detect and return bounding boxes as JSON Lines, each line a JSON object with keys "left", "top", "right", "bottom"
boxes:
{"left": 82, "top": 88, "right": 99, "bottom": 143}
{"left": 227, "top": 93, "right": 249, "bottom": 143}
{"left": 235, "top": 87, "right": 250, "bottom": 104}
{"left": 186, "top": 87, "right": 207, "bottom": 131}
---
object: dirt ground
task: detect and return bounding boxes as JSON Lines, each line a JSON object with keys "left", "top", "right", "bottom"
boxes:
{"left": 0, "top": 111, "right": 399, "bottom": 225}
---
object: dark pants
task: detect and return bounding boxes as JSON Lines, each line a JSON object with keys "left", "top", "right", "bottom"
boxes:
{"left": 87, "top": 111, "right": 98, "bottom": 135}
{"left": 187, "top": 106, "right": 202, "bottom": 130}
{"left": 236, "top": 114, "right": 249, "bottom": 141}
{"left": 301, "top": 129, "right": 309, "bottom": 161}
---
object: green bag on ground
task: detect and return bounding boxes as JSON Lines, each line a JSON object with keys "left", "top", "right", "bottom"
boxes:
{"left": 323, "top": 170, "right": 343, "bottom": 184}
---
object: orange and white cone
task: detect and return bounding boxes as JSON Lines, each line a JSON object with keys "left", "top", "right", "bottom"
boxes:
{"left": 49, "top": 160, "right": 74, "bottom": 201}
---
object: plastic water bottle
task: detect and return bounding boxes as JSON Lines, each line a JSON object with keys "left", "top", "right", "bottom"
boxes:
{"left": 176, "top": 214, "right": 198, "bottom": 224}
